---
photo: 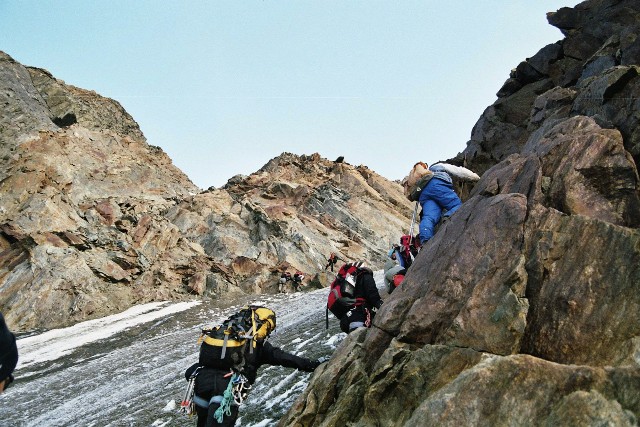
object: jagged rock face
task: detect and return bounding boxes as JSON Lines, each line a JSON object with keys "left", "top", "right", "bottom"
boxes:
{"left": 460, "top": 0, "right": 640, "bottom": 177}
{"left": 28, "top": 67, "right": 145, "bottom": 141}
{"left": 0, "top": 52, "right": 412, "bottom": 331}
{"left": 0, "top": 52, "right": 232, "bottom": 331}
{"left": 282, "top": 1, "right": 640, "bottom": 425}
{"left": 166, "top": 153, "right": 413, "bottom": 295}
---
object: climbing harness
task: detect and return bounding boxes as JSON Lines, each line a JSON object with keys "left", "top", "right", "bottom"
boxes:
{"left": 179, "top": 367, "right": 202, "bottom": 416}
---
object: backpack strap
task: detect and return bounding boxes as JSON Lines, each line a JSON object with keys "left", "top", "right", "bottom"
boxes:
{"left": 193, "top": 394, "right": 224, "bottom": 409}
{"left": 221, "top": 321, "right": 232, "bottom": 359}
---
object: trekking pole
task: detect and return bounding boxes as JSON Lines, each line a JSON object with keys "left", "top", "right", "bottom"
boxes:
{"left": 408, "top": 202, "right": 419, "bottom": 245}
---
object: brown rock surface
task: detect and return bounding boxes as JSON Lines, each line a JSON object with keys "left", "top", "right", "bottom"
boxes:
{"left": 0, "top": 53, "right": 412, "bottom": 331}
{"left": 281, "top": 1, "right": 640, "bottom": 425}
{"left": 166, "top": 153, "right": 413, "bottom": 295}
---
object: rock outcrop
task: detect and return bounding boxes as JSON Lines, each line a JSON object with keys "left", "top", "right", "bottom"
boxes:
{"left": 281, "top": 1, "right": 640, "bottom": 425}
{"left": 0, "top": 52, "right": 413, "bottom": 331}
{"left": 0, "top": 52, "right": 226, "bottom": 331}
{"left": 166, "top": 153, "right": 412, "bottom": 296}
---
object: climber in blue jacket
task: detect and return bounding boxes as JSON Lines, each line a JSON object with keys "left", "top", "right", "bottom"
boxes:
{"left": 417, "top": 163, "right": 470, "bottom": 244}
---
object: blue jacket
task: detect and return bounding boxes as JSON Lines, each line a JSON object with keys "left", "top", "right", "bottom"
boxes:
{"left": 417, "top": 165, "right": 461, "bottom": 243}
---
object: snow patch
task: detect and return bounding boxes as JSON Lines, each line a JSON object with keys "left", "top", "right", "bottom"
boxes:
{"left": 326, "top": 332, "right": 346, "bottom": 347}
{"left": 294, "top": 332, "right": 323, "bottom": 351}
{"left": 162, "top": 400, "right": 177, "bottom": 412}
{"left": 17, "top": 301, "right": 200, "bottom": 369}
{"left": 245, "top": 420, "right": 274, "bottom": 427}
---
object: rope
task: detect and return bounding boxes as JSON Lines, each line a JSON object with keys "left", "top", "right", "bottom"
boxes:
{"left": 213, "top": 373, "right": 236, "bottom": 423}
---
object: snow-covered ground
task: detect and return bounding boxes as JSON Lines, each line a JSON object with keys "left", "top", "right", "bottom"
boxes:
{"left": 17, "top": 301, "right": 202, "bottom": 372}
{"left": 0, "top": 271, "right": 384, "bottom": 426}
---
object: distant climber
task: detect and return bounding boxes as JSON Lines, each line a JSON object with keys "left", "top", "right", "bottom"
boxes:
{"left": 385, "top": 249, "right": 399, "bottom": 269}
{"left": 326, "top": 261, "right": 383, "bottom": 333}
{"left": 181, "top": 306, "right": 327, "bottom": 427}
{"left": 334, "top": 156, "right": 344, "bottom": 163}
{"left": 324, "top": 252, "right": 342, "bottom": 272}
{"left": 0, "top": 313, "right": 18, "bottom": 394}
{"left": 278, "top": 271, "right": 291, "bottom": 293}
{"left": 383, "top": 250, "right": 405, "bottom": 294}
{"left": 397, "top": 234, "right": 420, "bottom": 269}
{"left": 292, "top": 271, "right": 305, "bottom": 291}
{"left": 402, "top": 162, "right": 479, "bottom": 245}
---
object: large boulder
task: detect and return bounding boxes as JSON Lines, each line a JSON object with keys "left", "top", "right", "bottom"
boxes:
{"left": 282, "top": 1, "right": 640, "bottom": 425}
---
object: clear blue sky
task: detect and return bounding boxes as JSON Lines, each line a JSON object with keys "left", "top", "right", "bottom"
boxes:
{"left": 1, "top": 1, "right": 582, "bottom": 189}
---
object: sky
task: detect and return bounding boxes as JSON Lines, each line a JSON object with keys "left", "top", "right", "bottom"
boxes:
{"left": 1, "top": 1, "right": 583, "bottom": 189}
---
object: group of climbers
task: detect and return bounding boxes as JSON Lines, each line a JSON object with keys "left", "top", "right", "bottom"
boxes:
{"left": 278, "top": 270, "right": 305, "bottom": 293}
{"left": 275, "top": 160, "right": 479, "bottom": 330}
{"left": 176, "top": 159, "right": 478, "bottom": 425}
{"left": 1, "top": 159, "right": 476, "bottom": 426}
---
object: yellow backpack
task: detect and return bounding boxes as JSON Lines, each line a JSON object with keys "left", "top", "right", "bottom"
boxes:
{"left": 198, "top": 305, "right": 276, "bottom": 370}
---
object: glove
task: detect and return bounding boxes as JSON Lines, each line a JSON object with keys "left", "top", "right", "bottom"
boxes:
{"left": 309, "top": 355, "right": 331, "bottom": 370}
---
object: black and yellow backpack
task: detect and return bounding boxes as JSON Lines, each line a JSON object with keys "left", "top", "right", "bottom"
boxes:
{"left": 198, "top": 305, "right": 276, "bottom": 370}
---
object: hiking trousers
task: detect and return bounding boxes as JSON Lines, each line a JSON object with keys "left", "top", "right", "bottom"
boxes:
{"left": 193, "top": 369, "right": 238, "bottom": 427}
{"left": 340, "top": 306, "right": 373, "bottom": 333}
{"left": 418, "top": 177, "right": 461, "bottom": 243}
{"left": 196, "top": 404, "right": 239, "bottom": 427}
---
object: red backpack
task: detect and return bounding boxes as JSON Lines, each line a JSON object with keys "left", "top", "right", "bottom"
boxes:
{"left": 326, "top": 262, "right": 366, "bottom": 328}
{"left": 393, "top": 273, "right": 404, "bottom": 288}
{"left": 399, "top": 235, "right": 421, "bottom": 269}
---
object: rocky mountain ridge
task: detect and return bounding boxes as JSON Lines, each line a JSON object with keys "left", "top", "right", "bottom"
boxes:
{"left": 4, "top": 0, "right": 639, "bottom": 423}
{"left": 0, "top": 52, "right": 414, "bottom": 332}
{"left": 281, "top": 1, "right": 640, "bottom": 425}
{"left": 165, "top": 152, "right": 414, "bottom": 296}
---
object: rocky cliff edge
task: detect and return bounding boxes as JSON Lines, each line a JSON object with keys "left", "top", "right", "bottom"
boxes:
{"left": 281, "top": 1, "right": 640, "bottom": 425}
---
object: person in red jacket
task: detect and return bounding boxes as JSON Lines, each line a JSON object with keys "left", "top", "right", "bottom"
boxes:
{"left": 324, "top": 253, "right": 342, "bottom": 272}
